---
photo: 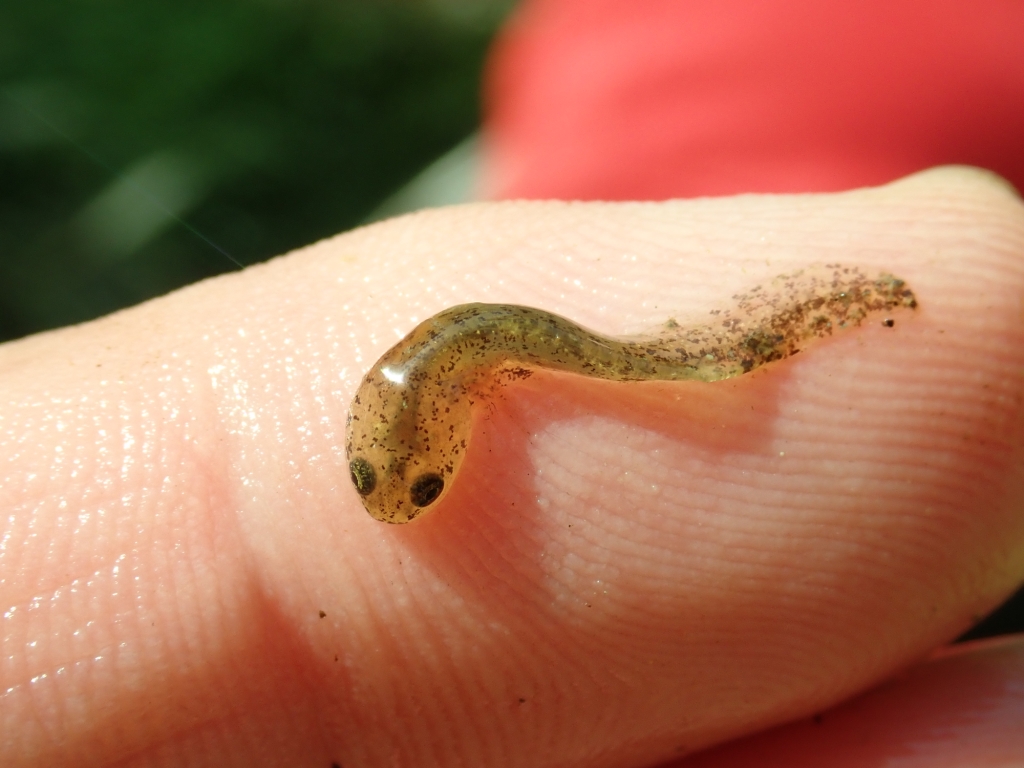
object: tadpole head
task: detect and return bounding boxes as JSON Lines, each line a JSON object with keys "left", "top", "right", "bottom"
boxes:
{"left": 345, "top": 340, "right": 469, "bottom": 523}
{"left": 347, "top": 454, "right": 448, "bottom": 522}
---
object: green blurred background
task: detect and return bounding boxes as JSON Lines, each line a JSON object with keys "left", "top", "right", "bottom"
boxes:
{"left": 0, "top": 0, "right": 504, "bottom": 342}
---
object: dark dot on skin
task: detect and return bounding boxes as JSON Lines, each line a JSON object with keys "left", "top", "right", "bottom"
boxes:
{"left": 882, "top": 318, "right": 895, "bottom": 328}
{"left": 410, "top": 473, "right": 444, "bottom": 507}
{"left": 319, "top": 611, "right": 326, "bottom": 619}
{"left": 349, "top": 457, "right": 376, "bottom": 496}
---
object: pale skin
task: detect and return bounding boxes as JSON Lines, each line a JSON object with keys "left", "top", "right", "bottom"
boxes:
{"left": 1, "top": 167, "right": 1023, "bottom": 767}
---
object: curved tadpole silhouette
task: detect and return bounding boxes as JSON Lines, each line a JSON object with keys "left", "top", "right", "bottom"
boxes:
{"left": 346, "top": 265, "right": 919, "bottom": 523}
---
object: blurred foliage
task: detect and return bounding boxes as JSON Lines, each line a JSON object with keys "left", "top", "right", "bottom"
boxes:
{"left": 0, "top": 0, "right": 508, "bottom": 342}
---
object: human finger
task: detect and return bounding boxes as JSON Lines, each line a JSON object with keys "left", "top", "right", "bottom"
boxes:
{"left": 2, "top": 167, "right": 1022, "bottom": 767}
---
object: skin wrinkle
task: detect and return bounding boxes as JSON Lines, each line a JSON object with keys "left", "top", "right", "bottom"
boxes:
{"left": 2, "top": 335, "right": 260, "bottom": 765}
{"left": 433, "top": 509, "right": 602, "bottom": 699}
{"left": 396, "top": 570, "right": 486, "bottom": 763}
{"left": 516, "top": 364, "right": 1003, "bottom": 753}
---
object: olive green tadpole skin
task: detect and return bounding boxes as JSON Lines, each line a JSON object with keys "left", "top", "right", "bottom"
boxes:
{"left": 345, "top": 266, "right": 917, "bottom": 523}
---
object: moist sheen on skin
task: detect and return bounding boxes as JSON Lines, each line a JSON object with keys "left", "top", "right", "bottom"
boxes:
{"left": 346, "top": 265, "right": 918, "bottom": 523}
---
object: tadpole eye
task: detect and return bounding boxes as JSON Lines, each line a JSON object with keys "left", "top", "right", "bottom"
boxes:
{"left": 349, "top": 457, "right": 377, "bottom": 496}
{"left": 409, "top": 473, "right": 444, "bottom": 507}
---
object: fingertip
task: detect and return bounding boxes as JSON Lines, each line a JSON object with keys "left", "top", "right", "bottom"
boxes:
{"left": 883, "top": 165, "right": 1023, "bottom": 203}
